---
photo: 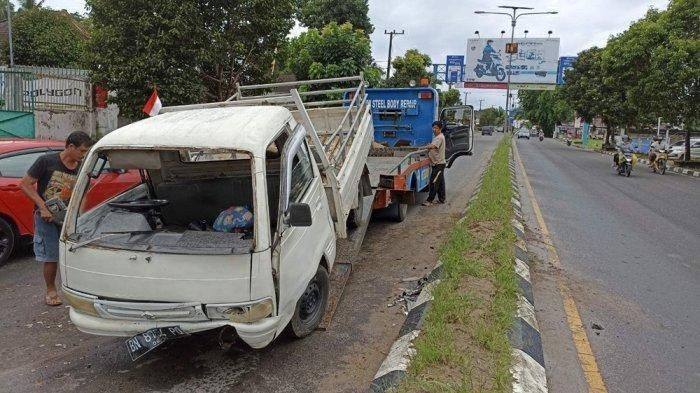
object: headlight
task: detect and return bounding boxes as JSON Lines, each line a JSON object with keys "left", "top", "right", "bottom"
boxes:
{"left": 205, "top": 299, "right": 273, "bottom": 323}
{"left": 63, "top": 288, "right": 99, "bottom": 317}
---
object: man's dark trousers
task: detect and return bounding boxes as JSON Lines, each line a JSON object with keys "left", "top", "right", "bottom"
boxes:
{"left": 427, "top": 164, "right": 446, "bottom": 203}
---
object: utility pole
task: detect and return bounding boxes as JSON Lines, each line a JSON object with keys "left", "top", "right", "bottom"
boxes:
{"left": 384, "top": 29, "right": 404, "bottom": 80}
{"left": 463, "top": 91, "right": 469, "bottom": 105}
{"left": 479, "top": 99, "right": 485, "bottom": 112}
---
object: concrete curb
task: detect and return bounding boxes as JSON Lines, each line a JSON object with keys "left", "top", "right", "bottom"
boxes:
{"left": 368, "top": 262, "right": 441, "bottom": 393}
{"left": 508, "top": 152, "right": 548, "bottom": 393}
{"left": 369, "top": 164, "right": 490, "bottom": 393}
{"left": 557, "top": 139, "right": 700, "bottom": 178}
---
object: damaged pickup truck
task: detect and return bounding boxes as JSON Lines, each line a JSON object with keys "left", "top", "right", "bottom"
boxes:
{"left": 59, "top": 76, "right": 374, "bottom": 355}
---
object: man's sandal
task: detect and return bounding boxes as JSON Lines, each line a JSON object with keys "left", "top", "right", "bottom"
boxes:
{"left": 45, "top": 293, "right": 62, "bottom": 306}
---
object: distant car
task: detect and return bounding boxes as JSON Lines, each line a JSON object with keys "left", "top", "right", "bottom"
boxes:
{"left": 0, "top": 139, "right": 140, "bottom": 264}
{"left": 496, "top": 127, "right": 504, "bottom": 133}
{"left": 667, "top": 139, "right": 700, "bottom": 160}
{"left": 530, "top": 129, "right": 539, "bottom": 137}
{"left": 481, "top": 126, "right": 494, "bottom": 136}
{"left": 517, "top": 129, "right": 530, "bottom": 139}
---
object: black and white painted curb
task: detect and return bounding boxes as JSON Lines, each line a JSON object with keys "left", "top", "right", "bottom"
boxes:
{"left": 509, "top": 152, "right": 548, "bottom": 393}
{"left": 368, "top": 263, "right": 442, "bottom": 393}
{"left": 369, "top": 167, "right": 489, "bottom": 393}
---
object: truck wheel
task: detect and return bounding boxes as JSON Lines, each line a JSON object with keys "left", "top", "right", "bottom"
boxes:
{"left": 347, "top": 186, "right": 364, "bottom": 229}
{"left": 0, "top": 217, "right": 16, "bottom": 265}
{"left": 348, "top": 172, "right": 370, "bottom": 229}
{"left": 394, "top": 203, "right": 408, "bottom": 222}
{"left": 288, "top": 265, "right": 329, "bottom": 338}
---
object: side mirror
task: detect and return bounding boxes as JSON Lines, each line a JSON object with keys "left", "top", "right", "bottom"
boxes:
{"left": 285, "top": 203, "right": 312, "bottom": 227}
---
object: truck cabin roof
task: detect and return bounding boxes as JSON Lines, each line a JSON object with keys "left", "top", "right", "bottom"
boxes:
{"left": 94, "top": 106, "right": 293, "bottom": 158}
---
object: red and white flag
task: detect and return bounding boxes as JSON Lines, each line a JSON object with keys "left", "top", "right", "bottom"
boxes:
{"left": 142, "top": 88, "right": 162, "bottom": 117}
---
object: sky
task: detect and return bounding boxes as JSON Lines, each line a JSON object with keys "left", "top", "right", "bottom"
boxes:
{"left": 32, "top": 0, "right": 670, "bottom": 108}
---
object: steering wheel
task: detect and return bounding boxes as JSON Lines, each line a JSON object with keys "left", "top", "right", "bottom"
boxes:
{"left": 108, "top": 199, "right": 170, "bottom": 211}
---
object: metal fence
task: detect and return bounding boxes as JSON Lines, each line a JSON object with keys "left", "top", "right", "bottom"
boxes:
{"left": 0, "top": 65, "right": 91, "bottom": 111}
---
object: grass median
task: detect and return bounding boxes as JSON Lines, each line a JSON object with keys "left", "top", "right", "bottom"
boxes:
{"left": 397, "top": 137, "right": 517, "bottom": 393}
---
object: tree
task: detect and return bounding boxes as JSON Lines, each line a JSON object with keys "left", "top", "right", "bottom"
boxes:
{"left": 562, "top": 0, "right": 699, "bottom": 155}
{"left": 636, "top": 0, "right": 699, "bottom": 160}
{"left": 0, "top": 1, "right": 14, "bottom": 19}
{"left": 562, "top": 47, "right": 629, "bottom": 146}
{"left": 438, "top": 88, "right": 461, "bottom": 110}
{"left": 518, "top": 89, "right": 573, "bottom": 136}
{"left": 479, "top": 107, "right": 505, "bottom": 126}
{"left": 87, "top": 0, "right": 295, "bottom": 119}
{"left": 17, "top": 0, "right": 44, "bottom": 11}
{"left": 11, "top": 8, "right": 87, "bottom": 67}
{"left": 385, "top": 49, "right": 432, "bottom": 88}
{"left": 285, "top": 22, "right": 379, "bottom": 85}
{"left": 297, "top": 0, "right": 373, "bottom": 34}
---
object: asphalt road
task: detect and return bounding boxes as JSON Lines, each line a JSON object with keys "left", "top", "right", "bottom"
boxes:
{"left": 0, "top": 133, "right": 503, "bottom": 393}
{"left": 515, "top": 138, "right": 700, "bottom": 393}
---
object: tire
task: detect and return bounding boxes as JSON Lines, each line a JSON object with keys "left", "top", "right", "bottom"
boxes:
{"left": 0, "top": 217, "right": 16, "bottom": 265}
{"left": 658, "top": 159, "right": 666, "bottom": 175}
{"left": 347, "top": 183, "right": 364, "bottom": 229}
{"left": 394, "top": 203, "right": 408, "bottom": 222}
{"left": 288, "top": 265, "right": 330, "bottom": 338}
{"left": 475, "top": 68, "right": 483, "bottom": 78}
{"left": 496, "top": 67, "right": 506, "bottom": 81}
{"left": 625, "top": 165, "right": 631, "bottom": 177}
{"left": 348, "top": 172, "right": 370, "bottom": 229}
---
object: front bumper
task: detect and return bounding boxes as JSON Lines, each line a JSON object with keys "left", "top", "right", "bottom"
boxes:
{"left": 69, "top": 308, "right": 282, "bottom": 349}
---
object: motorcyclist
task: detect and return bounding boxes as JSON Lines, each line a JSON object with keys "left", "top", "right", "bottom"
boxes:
{"left": 648, "top": 137, "right": 664, "bottom": 166}
{"left": 479, "top": 40, "right": 497, "bottom": 71}
{"left": 613, "top": 136, "right": 633, "bottom": 168}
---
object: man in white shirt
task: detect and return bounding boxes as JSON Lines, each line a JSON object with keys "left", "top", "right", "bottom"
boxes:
{"left": 422, "top": 121, "right": 447, "bottom": 206}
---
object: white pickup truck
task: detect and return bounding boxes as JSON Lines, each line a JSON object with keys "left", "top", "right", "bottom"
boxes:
{"left": 59, "top": 76, "right": 375, "bottom": 353}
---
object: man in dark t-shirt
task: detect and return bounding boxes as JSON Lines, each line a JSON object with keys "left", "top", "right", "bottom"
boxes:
{"left": 20, "top": 131, "right": 94, "bottom": 306}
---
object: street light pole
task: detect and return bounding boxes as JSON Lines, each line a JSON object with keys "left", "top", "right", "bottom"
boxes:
{"left": 475, "top": 6, "right": 557, "bottom": 133}
{"left": 505, "top": 9, "right": 516, "bottom": 134}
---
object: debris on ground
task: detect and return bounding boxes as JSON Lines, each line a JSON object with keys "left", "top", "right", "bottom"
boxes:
{"left": 386, "top": 274, "right": 433, "bottom": 314}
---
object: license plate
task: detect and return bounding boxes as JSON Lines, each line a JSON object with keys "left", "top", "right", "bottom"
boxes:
{"left": 125, "top": 326, "right": 189, "bottom": 361}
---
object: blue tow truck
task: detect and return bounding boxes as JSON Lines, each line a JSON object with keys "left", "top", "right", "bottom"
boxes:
{"left": 350, "top": 87, "right": 475, "bottom": 220}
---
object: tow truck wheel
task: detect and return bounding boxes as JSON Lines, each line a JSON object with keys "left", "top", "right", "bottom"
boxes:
{"left": 288, "top": 265, "right": 329, "bottom": 338}
{"left": 394, "top": 203, "right": 408, "bottom": 222}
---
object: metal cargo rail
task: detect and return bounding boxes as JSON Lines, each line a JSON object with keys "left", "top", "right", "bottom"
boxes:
{"left": 160, "top": 75, "right": 374, "bottom": 239}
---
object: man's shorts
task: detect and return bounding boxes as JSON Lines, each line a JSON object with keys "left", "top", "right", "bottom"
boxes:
{"left": 33, "top": 211, "right": 60, "bottom": 263}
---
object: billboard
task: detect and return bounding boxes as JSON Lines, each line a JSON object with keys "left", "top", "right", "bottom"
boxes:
{"left": 465, "top": 38, "right": 560, "bottom": 85}
{"left": 446, "top": 55, "right": 464, "bottom": 83}
{"left": 557, "top": 56, "right": 577, "bottom": 84}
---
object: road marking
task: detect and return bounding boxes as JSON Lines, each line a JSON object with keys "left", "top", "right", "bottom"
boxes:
{"left": 513, "top": 142, "right": 608, "bottom": 393}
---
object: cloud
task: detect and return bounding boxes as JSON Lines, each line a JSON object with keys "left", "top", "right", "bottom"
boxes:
{"left": 45, "top": 0, "right": 670, "bottom": 108}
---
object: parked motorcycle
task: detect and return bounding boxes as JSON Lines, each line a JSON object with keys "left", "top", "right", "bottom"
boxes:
{"left": 474, "top": 53, "right": 507, "bottom": 81}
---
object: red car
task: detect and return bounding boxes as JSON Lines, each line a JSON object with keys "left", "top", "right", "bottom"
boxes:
{"left": 0, "top": 139, "right": 139, "bottom": 264}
